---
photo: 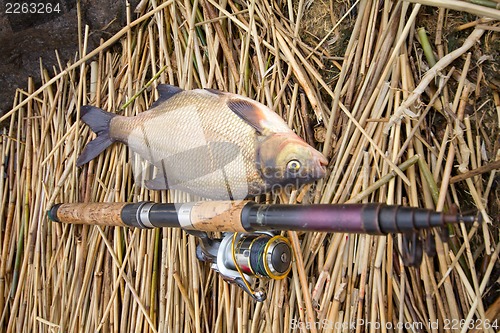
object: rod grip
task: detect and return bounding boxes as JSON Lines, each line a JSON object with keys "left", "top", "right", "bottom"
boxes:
{"left": 48, "top": 202, "right": 129, "bottom": 227}
{"left": 187, "top": 201, "right": 248, "bottom": 232}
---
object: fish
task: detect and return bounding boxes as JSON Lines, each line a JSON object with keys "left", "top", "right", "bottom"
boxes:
{"left": 77, "top": 84, "right": 328, "bottom": 200}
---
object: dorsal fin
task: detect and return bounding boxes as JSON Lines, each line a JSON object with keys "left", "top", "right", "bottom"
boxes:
{"left": 151, "top": 85, "right": 184, "bottom": 108}
{"left": 226, "top": 98, "right": 267, "bottom": 134}
{"left": 204, "top": 88, "right": 225, "bottom": 96}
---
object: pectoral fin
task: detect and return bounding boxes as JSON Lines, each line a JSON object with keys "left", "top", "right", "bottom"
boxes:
{"left": 226, "top": 98, "right": 267, "bottom": 134}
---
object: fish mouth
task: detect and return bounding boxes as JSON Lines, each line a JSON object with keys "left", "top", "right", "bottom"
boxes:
{"left": 313, "top": 153, "right": 328, "bottom": 179}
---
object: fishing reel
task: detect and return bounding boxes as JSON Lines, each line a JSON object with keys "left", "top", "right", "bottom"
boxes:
{"left": 193, "top": 231, "right": 292, "bottom": 302}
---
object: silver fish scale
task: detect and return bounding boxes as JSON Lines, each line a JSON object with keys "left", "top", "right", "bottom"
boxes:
{"left": 112, "top": 91, "right": 264, "bottom": 199}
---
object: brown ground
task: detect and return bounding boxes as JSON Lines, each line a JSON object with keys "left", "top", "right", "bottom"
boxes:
{"left": 0, "top": 0, "right": 138, "bottom": 115}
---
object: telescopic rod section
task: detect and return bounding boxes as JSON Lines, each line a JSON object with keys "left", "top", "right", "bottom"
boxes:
{"left": 48, "top": 201, "right": 475, "bottom": 234}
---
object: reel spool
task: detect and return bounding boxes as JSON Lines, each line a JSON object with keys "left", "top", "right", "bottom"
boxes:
{"left": 226, "top": 233, "right": 292, "bottom": 280}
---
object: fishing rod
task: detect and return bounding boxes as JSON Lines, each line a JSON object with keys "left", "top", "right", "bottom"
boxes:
{"left": 48, "top": 201, "right": 477, "bottom": 301}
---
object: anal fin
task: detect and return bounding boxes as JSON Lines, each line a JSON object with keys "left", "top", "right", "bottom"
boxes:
{"left": 144, "top": 173, "right": 170, "bottom": 190}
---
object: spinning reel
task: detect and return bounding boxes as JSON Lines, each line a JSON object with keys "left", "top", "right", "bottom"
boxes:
{"left": 194, "top": 231, "right": 292, "bottom": 301}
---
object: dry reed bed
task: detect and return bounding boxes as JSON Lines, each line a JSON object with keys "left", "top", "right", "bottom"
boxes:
{"left": 0, "top": 0, "right": 499, "bottom": 332}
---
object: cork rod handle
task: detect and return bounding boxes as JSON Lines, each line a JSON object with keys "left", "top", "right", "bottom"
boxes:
{"left": 49, "top": 202, "right": 129, "bottom": 227}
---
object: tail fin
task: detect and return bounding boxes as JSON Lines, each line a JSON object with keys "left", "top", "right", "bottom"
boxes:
{"left": 76, "top": 106, "right": 117, "bottom": 166}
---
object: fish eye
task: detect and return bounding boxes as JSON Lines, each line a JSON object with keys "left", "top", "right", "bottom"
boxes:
{"left": 286, "top": 159, "right": 301, "bottom": 174}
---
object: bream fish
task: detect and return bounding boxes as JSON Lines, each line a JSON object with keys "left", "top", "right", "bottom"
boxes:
{"left": 77, "top": 85, "right": 328, "bottom": 199}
